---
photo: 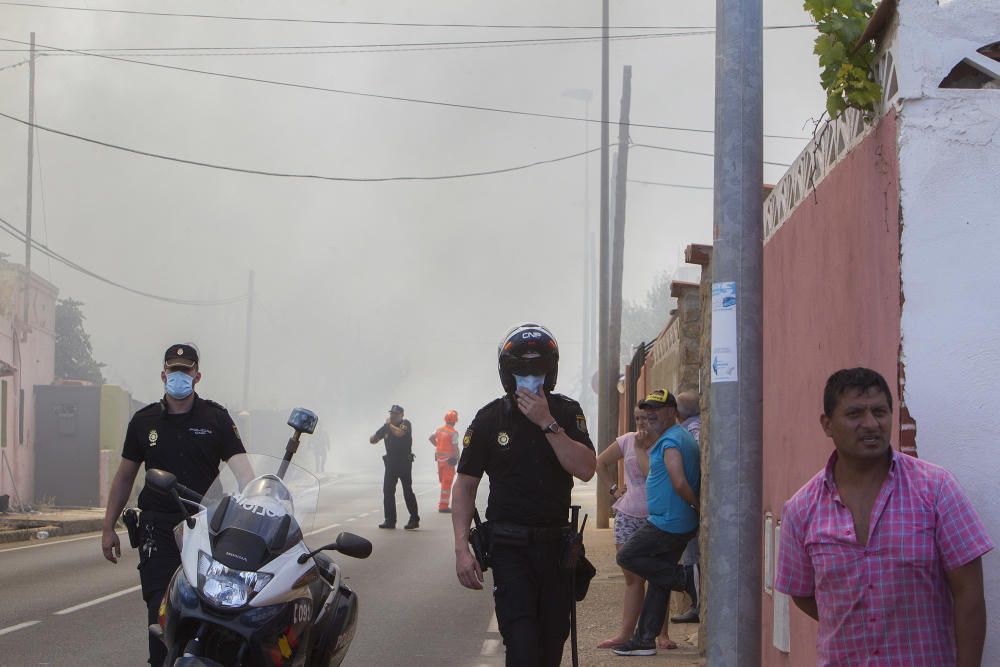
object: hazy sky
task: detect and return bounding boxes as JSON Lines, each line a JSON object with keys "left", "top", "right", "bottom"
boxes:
{"left": 0, "top": 1, "right": 824, "bottom": 450}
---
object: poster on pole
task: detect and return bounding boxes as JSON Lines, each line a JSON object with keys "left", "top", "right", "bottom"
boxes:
{"left": 711, "top": 281, "right": 738, "bottom": 383}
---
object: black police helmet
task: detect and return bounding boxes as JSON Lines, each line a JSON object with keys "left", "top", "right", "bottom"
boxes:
{"left": 497, "top": 323, "right": 559, "bottom": 394}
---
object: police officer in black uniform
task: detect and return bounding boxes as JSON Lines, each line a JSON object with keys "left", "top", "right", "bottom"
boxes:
{"left": 452, "top": 323, "right": 597, "bottom": 667}
{"left": 370, "top": 404, "right": 420, "bottom": 530}
{"left": 101, "top": 344, "right": 253, "bottom": 666}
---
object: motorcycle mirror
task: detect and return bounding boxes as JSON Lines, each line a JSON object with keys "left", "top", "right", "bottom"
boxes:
{"left": 287, "top": 408, "right": 318, "bottom": 435}
{"left": 297, "top": 532, "right": 373, "bottom": 564}
{"left": 335, "top": 532, "right": 373, "bottom": 560}
{"left": 146, "top": 469, "right": 178, "bottom": 495}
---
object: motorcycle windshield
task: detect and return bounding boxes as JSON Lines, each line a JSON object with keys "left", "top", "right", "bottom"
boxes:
{"left": 202, "top": 454, "right": 319, "bottom": 557}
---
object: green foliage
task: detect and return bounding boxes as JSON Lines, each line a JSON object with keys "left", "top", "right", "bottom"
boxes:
{"left": 621, "top": 272, "right": 674, "bottom": 365}
{"left": 55, "top": 298, "right": 105, "bottom": 385}
{"left": 804, "top": 0, "right": 882, "bottom": 117}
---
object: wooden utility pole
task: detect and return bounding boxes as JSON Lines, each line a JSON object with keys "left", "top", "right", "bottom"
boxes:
{"left": 607, "top": 65, "right": 632, "bottom": 453}
{"left": 242, "top": 270, "right": 255, "bottom": 410}
{"left": 22, "top": 32, "right": 36, "bottom": 330}
{"left": 596, "top": 0, "right": 612, "bottom": 528}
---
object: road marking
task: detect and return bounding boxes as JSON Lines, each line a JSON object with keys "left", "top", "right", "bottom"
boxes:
{"left": 303, "top": 522, "right": 340, "bottom": 538}
{"left": 0, "top": 620, "right": 40, "bottom": 636}
{"left": 480, "top": 638, "right": 501, "bottom": 656}
{"left": 0, "top": 530, "right": 127, "bottom": 554}
{"left": 488, "top": 612, "right": 499, "bottom": 633}
{"left": 358, "top": 512, "right": 370, "bottom": 518}
{"left": 345, "top": 517, "right": 356, "bottom": 522}
{"left": 54, "top": 585, "right": 142, "bottom": 615}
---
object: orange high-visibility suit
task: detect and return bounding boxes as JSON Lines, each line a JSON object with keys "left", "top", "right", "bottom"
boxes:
{"left": 432, "top": 413, "right": 460, "bottom": 511}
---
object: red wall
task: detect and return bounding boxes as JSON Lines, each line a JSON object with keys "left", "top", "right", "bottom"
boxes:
{"left": 761, "top": 110, "right": 901, "bottom": 666}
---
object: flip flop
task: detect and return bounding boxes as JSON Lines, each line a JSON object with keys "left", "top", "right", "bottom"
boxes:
{"left": 597, "top": 638, "right": 628, "bottom": 649}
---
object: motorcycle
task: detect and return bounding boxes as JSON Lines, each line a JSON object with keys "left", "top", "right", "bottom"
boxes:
{"left": 146, "top": 407, "right": 372, "bottom": 667}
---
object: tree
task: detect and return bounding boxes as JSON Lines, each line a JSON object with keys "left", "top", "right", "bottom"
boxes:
{"left": 54, "top": 298, "right": 105, "bottom": 384}
{"left": 620, "top": 272, "right": 675, "bottom": 364}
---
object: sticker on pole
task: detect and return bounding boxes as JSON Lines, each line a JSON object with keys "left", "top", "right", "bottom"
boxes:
{"left": 711, "top": 281, "right": 738, "bottom": 383}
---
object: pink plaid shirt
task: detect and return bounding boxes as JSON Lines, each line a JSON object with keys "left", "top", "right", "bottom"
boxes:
{"left": 775, "top": 449, "right": 992, "bottom": 666}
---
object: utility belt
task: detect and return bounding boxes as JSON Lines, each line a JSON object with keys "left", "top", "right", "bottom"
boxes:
{"left": 123, "top": 508, "right": 185, "bottom": 560}
{"left": 489, "top": 522, "right": 572, "bottom": 546}
{"left": 470, "top": 512, "right": 595, "bottom": 601}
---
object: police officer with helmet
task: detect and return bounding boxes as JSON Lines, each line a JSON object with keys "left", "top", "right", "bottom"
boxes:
{"left": 452, "top": 323, "right": 597, "bottom": 667}
{"left": 101, "top": 343, "right": 253, "bottom": 666}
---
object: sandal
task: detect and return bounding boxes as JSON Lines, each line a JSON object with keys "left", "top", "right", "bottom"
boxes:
{"left": 597, "top": 638, "right": 628, "bottom": 649}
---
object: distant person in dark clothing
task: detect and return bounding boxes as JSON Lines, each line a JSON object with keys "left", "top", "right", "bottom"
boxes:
{"left": 370, "top": 404, "right": 419, "bottom": 530}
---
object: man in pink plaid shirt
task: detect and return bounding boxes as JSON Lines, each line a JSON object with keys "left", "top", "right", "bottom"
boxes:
{"left": 775, "top": 367, "right": 992, "bottom": 666}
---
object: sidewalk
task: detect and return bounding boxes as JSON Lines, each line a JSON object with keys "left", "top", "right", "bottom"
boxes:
{"left": 0, "top": 507, "right": 105, "bottom": 544}
{"left": 562, "top": 520, "right": 704, "bottom": 667}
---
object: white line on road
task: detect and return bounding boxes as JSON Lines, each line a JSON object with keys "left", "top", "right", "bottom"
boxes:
{"left": 488, "top": 612, "right": 499, "bottom": 633}
{"left": 0, "top": 530, "right": 127, "bottom": 554}
{"left": 304, "top": 522, "right": 341, "bottom": 537}
{"left": 358, "top": 512, "right": 370, "bottom": 518}
{"left": 0, "top": 620, "right": 40, "bottom": 636}
{"left": 345, "top": 517, "right": 356, "bottom": 522}
{"left": 54, "top": 585, "right": 142, "bottom": 615}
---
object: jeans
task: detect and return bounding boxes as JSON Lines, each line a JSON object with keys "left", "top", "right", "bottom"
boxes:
{"left": 616, "top": 521, "right": 695, "bottom": 643}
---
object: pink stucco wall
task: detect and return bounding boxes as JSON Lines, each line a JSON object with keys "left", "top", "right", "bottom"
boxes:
{"left": 761, "top": 110, "right": 901, "bottom": 666}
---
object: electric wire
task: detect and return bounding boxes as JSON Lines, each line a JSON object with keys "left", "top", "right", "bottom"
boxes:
{"left": 628, "top": 179, "right": 713, "bottom": 190}
{"left": 0, "top": 110, "right": 612, "bottom": 181}
{"left": 0, "top": 30, "right": 719, "bottom": 55}
{"left": 0, "top": 3, "right": 814, "bottom": 31}
{"left": 0, "top": 57, "right": 32, "bottom": 72}
{"left": 0, "top": 214, "right": 245, "bottom": 305}
{"left": 0, "top": 36, "right": 808, "bottom": 140}
{"left": 0, "top": 111, "right": 792, "bottom": 182}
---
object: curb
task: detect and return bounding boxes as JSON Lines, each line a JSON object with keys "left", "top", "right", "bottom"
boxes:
{"left": 0, "top": 517, "right": 105, "bottom": 544}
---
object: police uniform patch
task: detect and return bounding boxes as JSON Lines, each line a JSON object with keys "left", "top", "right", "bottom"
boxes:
{"left": 463, "top": 428, "right": 473, "bottom": 447}
{"left": 148, "top": 429, "right": 159, "bottom": 445}
{"left": 233, "top": 424, "right": 242, "bottom": 441}
{"left": 576, "top": 414, "right": 588, "bottom": 435}
{"left": 497, "top": 431, "right": 510, "bottom": 449}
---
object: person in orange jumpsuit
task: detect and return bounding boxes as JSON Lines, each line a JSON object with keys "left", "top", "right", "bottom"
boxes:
{"left": 429, "top": 410, "right": 460, "bottom": 513}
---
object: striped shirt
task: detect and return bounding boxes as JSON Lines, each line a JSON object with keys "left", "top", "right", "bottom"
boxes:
{"left": 775, "top": 449, "right": 992, "bottom": 666}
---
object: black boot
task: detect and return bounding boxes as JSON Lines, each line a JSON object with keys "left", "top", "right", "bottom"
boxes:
{"left": 404, "top": 516, "right": 420, "bottom": 530}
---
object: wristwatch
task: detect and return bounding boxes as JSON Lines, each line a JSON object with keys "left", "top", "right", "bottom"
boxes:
{"left": 544, "top": 420, "right": 562, "bottom": 434}
{"left": 609, "top": 483, "right": 619, "bottom": 496}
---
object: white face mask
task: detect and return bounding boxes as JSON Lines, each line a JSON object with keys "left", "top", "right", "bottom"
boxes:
{"left": 513, "top": 374, "right": 545, "bottom": 395}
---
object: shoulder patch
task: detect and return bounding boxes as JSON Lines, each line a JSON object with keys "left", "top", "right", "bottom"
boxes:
{"left": 576, "top": 414, "right": 589, "bottom": 435}
{"left": 462, "top": 428, "right": 474, "bottom": 447}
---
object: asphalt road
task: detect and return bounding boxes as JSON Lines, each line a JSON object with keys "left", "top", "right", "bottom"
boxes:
{"left": 0, "top": 475, "right": 504, "bottom": 667}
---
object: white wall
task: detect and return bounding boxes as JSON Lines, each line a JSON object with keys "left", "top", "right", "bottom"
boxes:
{"left": 897, "top": 0, "right": 1000, "bottom": 661}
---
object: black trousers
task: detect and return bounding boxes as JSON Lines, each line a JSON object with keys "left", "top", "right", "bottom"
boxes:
{"left": 491, "top": 541, "right": 572, "bottom": 667}
{"left": 615, "top": 521, "right": 695, "bottom": 643}
{"left": 382, "top": 455, "right": 418, "bottom": 524}
{"left": 140, "top": 552, "right": 180, "bottom": 666}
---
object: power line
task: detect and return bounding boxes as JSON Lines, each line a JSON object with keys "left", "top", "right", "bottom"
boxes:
{"left": 0, "top": 30, "right": 717, "bottom": 54}
{"left": 0, "top": 110, "right": 612, "bottom": 182}
{"left": 0, "top": 111, "right": 794, "bottom": 184}
{"left": 0, "top": 36, "right": 809, "bottom": 140}
{"left": 0, "top": 57, "right": 31, "bottom": 72}
{"left": 0, "top": 213, "right": 245, "bottom": 305}
{"left": 629, "top": 179, "right": 713, "bottom": 190}
{"left": 630, "top": 142, "right": 791, "bottom": 167}
{"left": 0, "top": 2, "right": 815, "bottom": 31}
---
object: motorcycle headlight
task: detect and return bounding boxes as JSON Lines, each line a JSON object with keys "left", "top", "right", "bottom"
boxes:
{"left": 197, "top": 551, "right": 273, "bottom": 609}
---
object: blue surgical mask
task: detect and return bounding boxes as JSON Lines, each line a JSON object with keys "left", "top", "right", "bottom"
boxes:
{"left": 165, "top": 371, "right": 195, "bottom": 399}
{"left": 513, "top": 374, "right": 545, "bottom": 395}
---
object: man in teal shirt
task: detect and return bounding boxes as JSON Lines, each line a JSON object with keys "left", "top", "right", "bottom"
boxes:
{"left": 614, "top": 389, "right": 701, "bottom": 657}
